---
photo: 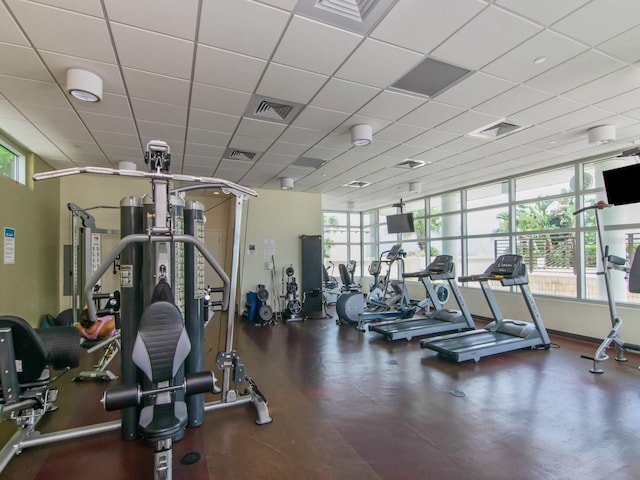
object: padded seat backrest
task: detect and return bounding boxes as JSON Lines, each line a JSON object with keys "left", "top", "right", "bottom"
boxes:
{"left": 339, "top": 263, "right": 353, "bottom": 286}
{"left": 0, "top": 316, "right": 48, "bottom": 383}
{"left": 133, "top": 302, "right": 190, "bottom": 383}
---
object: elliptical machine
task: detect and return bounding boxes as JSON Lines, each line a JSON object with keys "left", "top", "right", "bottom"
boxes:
{"left": 574, "top": 201, "right": 640, "bottom": 373}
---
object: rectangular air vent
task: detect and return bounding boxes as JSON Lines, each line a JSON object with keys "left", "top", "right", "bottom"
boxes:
{"left": 223, "top": 148, "right": 257, "bottom": 161}
{"left": 390, "top": 57, "right": 471, "bottom": 99}
{"left": 316, "top": 0, "right": 377, "bottom": 22}
{"left": 292, "top": 157, "right": 326, "bottom": 169}
{"left": 395, "top": 159, "right": 425, "bottom": 170}
{"left": 469, "top": 119, "right": 527, "bottom": 140}
{"left": 344, "top": 180, "right": 371, "bottom": 188}
{"left": 244, "top": 95, "right": 305, "bottom": 125}
{"left": 295, "top": 0, "right": 394, "bottom": 34}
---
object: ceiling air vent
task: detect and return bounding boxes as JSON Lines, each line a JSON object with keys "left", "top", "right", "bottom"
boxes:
{"left": 223, "top": 148, "right": 257, "bottom": 162}
{"left": 292, "top": 157, "right": 326, "bottom": 169}
{"left": 395, "top": 159, "right": 425, "bottom": 170}
{"left": 469, "top": 119, "right": 528, "bottom": 140}
{"left": 344, "top": 180, "right": 371, "bottom": 188}
{"left": 295, "top": 0, "right": 395, "bottom": 34}
{"left": 244, "top": 95, "right": 305, "bottom": 125}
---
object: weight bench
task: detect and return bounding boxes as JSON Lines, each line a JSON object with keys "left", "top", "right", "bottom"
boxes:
{"left": 102, "top": 281, "right": 217, "bottom": 480}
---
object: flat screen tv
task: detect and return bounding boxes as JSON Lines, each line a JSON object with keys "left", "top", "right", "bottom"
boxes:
{"left": 386, "top": 213, "right": 415, "bottom": 234}
{"left": 602, "top": 163, "right": 640, "bottom": 206}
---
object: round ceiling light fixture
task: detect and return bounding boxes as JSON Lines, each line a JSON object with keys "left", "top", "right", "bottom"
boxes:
{"left": 66, "top": 68, "right": 103, "bottom": 102}
{"left": 280, "top": 177, "right": 294, "bottom": 190}
{"left": 350, "top": 124, "right": 372, "bottom": 147}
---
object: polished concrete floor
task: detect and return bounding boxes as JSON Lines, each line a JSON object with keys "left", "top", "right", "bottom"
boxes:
{"left": 1, "top": 312, "right": 640, "bottom": 480}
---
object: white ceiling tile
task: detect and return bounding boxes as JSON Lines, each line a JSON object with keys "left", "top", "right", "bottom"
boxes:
{"left": 191, "top": 83, "right": 251, "bottom": 115}
{"left": 511, "top": 97, "right": 584, "bottom": 125}
{"left": 438, "top": 135, "right": 488, "bottom": 153}
{"left": 188, "top": 109, "right": 239, "bottom": 133}
{"left": 598, "top": 25, "right": 640, "bottom": 63}
{"left": 186, "top": 128, "right": 231, "bottom": 147}
{"left": 250, "top": 162, "right": 287, "bottom": 175}
{"left": 0, "top": 76, "right": 68, "bottom": 107}
{"left": 194, "top": 45, "right": 266, "bottom": 92}
{"left": 235, "top": 118, "right": 287, "bottom": 140}
{"left": 437, "top": 110, "right": 501, "bottom": 135}
{"left": 337, "top": 114, "right": 392, "bottom": 136}
{"left": 73, "top": 92, "right": 132, "bottom": 117}
{"left": 184, "top": 143, "right": 226, "bottom": 159}
{"left": 0, "top": 2, "right": 28, "bottom": 46}
{"left": 371, "top": 0, "right": 485, "bottom": 54}
{"left": 398, "top": 101, "right": 466, "bottom": 129}
{"left": 494, "top": 125, "right": 556, "bottom": 146}
{"left": 266, "top": 141, "right": 309, "bottom": 156}
{"left": 7, "top": 1, "right": 115, "bottom": 63}
{"left": 13, "top": 103, "right": 78, "bottom": 125}
{"left": 123, "top": 68, "right": 190, "bottom": 106}
{"left": 335, "top": 38, "right": 424, "bottom": 88}
{"left": 303, "top": 146, "right": 343, "bottom": 160}
{"left": 111, "top": 24, "right": 193, "bottom": 79}
{"left": 0, "top": 43, "right": 51, "bottom": 82}
{"left": 183, "top": 152, "right": 223, "bottom": 167}
{"left": 474, "top": 85, "right": 551, "bottom": 117}
{"left": 310, "top": 78, "right": 379, "bottom": 114}
{"left": 525, "top": 51, "right": 626, "bottom": 95}
{"left": 279, "top": 126, "right": 326, "bottom": 145}
{"left": 375, "top": 124, "right": 427, "bottom": 144}
{"left": 496, "top": 0, "right": 591, "bottom": 25}
{"left": 22, "top": 0, "right": 103, "bottom": 16}
{"left": 273, "top": 15, "right": 362, "bottom": 75}
{"left": 563, "top": 67, "right": 640, "bottom": 105}
{"left": 292, "top": 106, "right": 350, "bottom": 131}
{"left": 198, "top": 0, "right": 290, "bottom": 59}
{"left": 314, "top": 133, "right": 352, "bottom": 150}
{"left": 253, "top": 0, "right": 296, "bottom": 10}
{"left": 431, "top": 6, "right": 541, "bottom": 70}
{"left": 257, "top": 63, "right": 327, "bottom": 104}
{"left": 434, "top": 73, "right": 516, "bottom": 108}
{"left": 595, "top": 87, "right": 640, "bottom": 114}
{"left": 229, "top": 134, "right": 274, "bottom": 152}
{"left": 258, "top": 152, "right": 297, "bottom": 166}
{"left": 539, "top": 106, "right": 612, "bottom": 131}
{"left": 137, "top": 120, "right": 185, "bottom": 143}
{"left": 482, "top": 30, "right": 587, "bottom": 83}
{"left": 106, "top": 0, "right": 198, "bottom": 41}
{"left": 405, "top": 129, "right": 459, "bottom": 149}
{"left": 383, "top": 144, "right": 427, "bottom": 159}
{"left": 0, "top": 98, "right": 26, "bottom": 121}
{"left": 131, "top": 99, "right": 186, "bottom": 126}
{"left": 357, "top": 90, "right": 425, "bottom": 121}
{"left": 182, "top": 164, "right": 216, "bottom": 176}
{"left": 93, "top": 131, "right": 141, "bottom": 149}
{"left": 79, "top": 112, "right": 136, "bottom": 135}
{"left": 553, "top": 0, "right": 640, "bottom": 46}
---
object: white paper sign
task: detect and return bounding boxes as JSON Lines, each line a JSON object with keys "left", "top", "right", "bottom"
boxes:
{"left": 4, "top": 227, "right": 15, "bottom": 264}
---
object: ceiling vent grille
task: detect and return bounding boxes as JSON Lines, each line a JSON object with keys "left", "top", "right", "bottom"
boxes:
{"left": 292, "top": 157, "right": 326, "bottom": 169}
{"left": 223, "top": 148, "right": 257, "bottom": 162}
{"left": 295, "top": 0, "right": 394, "bottom": 34}
{"left": 468, "top": 119, "right": 527, "bottom": 140}
{"left": 344, "top": 180, "right": 371, "bottom": 188}
{"left": 244, "top": 95, "right": 305, "bottom": 125}
{"left": 395, "top": 159, "right": 425, "bottom": 170}
{"left": 254, "top": 100, "right": 294, "bottom": 122}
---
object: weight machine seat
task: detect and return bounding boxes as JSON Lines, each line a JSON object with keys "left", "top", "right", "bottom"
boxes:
{"left": 0, "top": 316, "right": 80, "bottom": 384}
{"left": 133, "top": 299, "right": 191, "bottom": 440}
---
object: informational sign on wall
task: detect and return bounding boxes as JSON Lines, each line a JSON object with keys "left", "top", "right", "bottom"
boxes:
{"left": 4, "top": 227, "right": 15, "bottom": 264}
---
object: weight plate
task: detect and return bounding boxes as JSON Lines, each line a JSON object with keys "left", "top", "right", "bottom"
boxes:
{"left": 287, "top": 282, "right": 298, "bottom": 294}
{"left": 285, "top": 266, "right": 294, "bottom": 277}
{"left": 256, "top": 287, "right": 269, "bottom": 302}
{"left": 258, "top": 304, "right": 273, "bottom": 321}
{"left": 289, "top": 299, "right": 302, "bottom": 314}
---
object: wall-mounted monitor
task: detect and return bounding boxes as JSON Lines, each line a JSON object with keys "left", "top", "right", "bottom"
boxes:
{"left": 386, "top": 213, "right": 415, "bottom": 234}
{"left": 602, "top": 163, "right": 640, "bottom": 206}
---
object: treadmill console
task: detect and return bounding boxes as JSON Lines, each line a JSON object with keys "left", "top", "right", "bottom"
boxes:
{"left": 368, "top": 260, "right": 381, "bottom": 275}
{"left": 386, "top": 244, "right": 403, "bottom": 261}
{"left": 428, "top": 255, "right": 454, "bottom": 275}
{"left": 487, "top": 254, "right": 523, "bottom": 277}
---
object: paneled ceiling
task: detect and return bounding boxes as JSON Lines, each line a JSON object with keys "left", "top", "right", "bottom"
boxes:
{"left": 2, "top": 0, "right": 640, "bottom": 210}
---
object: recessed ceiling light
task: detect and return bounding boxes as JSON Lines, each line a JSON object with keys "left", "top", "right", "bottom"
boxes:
{"left": 533, "top": 56, "right": 547, "bottom": 65}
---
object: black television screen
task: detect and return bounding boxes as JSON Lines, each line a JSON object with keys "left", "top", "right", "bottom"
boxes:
{"left": 602, "top": 163, "right": 640, "bottom": 206}
{"left": 386, "top": 213, "right": 415, "bottom": 234}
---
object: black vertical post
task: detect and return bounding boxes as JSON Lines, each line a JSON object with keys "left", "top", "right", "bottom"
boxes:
{"left": 301, "top": 234, "right": 323, "bottom": 318}
{"left": 184, "top": 201, "right": 205, "bottom": 426}
{"left": 119, "top": 197, "right": 143, "bottom": 441}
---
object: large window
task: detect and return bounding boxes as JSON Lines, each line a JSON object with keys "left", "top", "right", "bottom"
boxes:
{"left": 323, "top": 153, "right": 640, "bottom": 305}
{"left": 0, "top": 137, "right": 26, "bottom": 185}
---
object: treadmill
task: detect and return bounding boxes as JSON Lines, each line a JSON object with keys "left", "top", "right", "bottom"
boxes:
{"left": 368, "top": 255, "right": 475, "bottom": 341}
{"left": 420, "top": 254, "right": 550, "bottom": 363}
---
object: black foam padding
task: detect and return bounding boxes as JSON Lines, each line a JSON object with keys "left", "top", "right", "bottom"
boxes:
{"left": 0, "top": 316, "right": 48, "bottom": 383}
{"left": 55, "top": 308, "right": 76, "bottom": 326}
{"left": 185, "top": 371, "right": 215, "bottom": 395}
{"left": 35, "top": 326, "right": 80, "bottom": 370}
{"left": 630, "top": 246, "right": 640, "bottom": 294}
{"left": 103, "top": 384, "right": 140, "bottom": 411}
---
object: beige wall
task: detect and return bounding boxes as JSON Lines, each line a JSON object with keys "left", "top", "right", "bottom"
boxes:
{"left": 0, "top": 154, "right": 59, "bottom": 324}
{"left": 239, "top": 188, "right": 322, "bottom": 312}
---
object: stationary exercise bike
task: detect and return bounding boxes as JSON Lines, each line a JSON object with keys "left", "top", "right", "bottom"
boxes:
{"left": 574, "top": 201, "right": 640, "bottom": 373}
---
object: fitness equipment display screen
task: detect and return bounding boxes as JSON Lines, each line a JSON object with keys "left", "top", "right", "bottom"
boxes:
{"left": 603, "top": 163, "right": 640, "bottom": 206}
{"left": 386, "top": 213, "right": 415, "bottom": 234}
{"left": 386, "top": 244, "right": 403, "bottom": 260}
{"left": 489, "top": 255, "right": 523, "bottom": 276}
